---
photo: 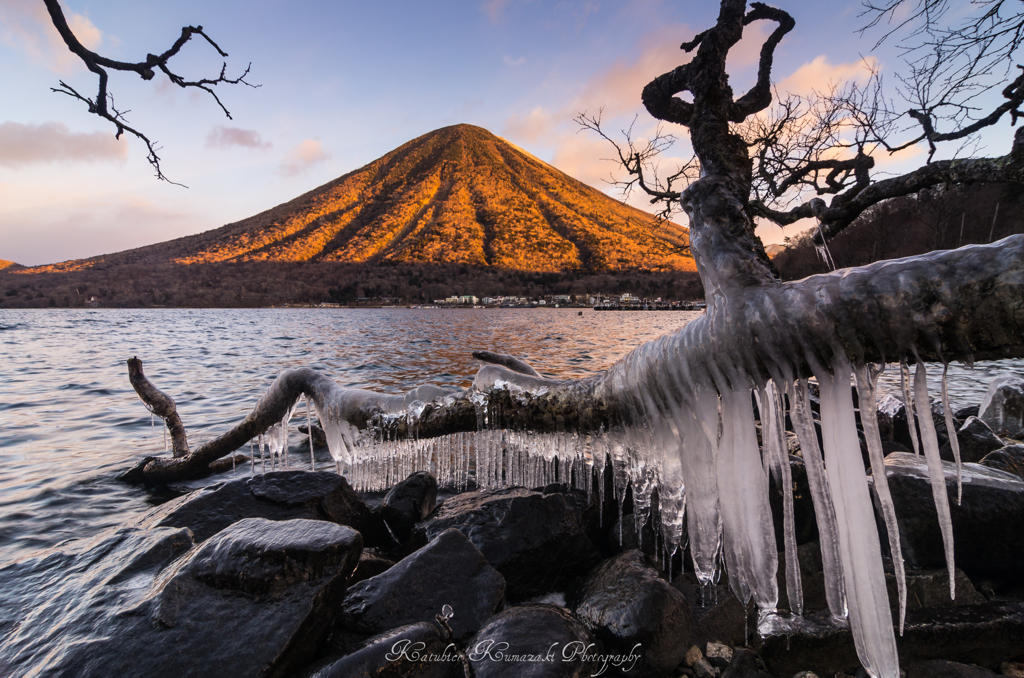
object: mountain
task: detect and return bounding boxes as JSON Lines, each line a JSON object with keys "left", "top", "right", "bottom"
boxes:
{"left": 0, "top": 260, "right": 22, "bottom": 271}
{"left": 26, "top": 124, "right": 692, "bottom": 275}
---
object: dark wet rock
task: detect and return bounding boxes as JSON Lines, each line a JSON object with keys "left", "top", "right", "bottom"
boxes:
{"left": 299, "top": 423, "right": 328, "bottom": 448}
{"left": 955, "top": 405, "right": 981, "bottom": 421}
{"left": 871, "top": 453, "right": 1024, "bottom": 581}
{"left": 885, "top": 568, "right": 986, "bottom": 612}
{"left": 413, "top": 487, "right": 600, "bottom": 601}
{"left": 340, "top": 528, "right": 504, "bottom": 641}
{"left": 141, "top": 470, "right": 391, "bottom": 547}
{"left": 880, "top": 395, "right": 954, "bottom": 451}
{"left": 754, "top": 610, "right": 860, "bottom": 678}
{"left": 898, "top": 601, "right": 1024, "bottom": 668}
{"left": 720, "top": 648, "right": 772, "bottom": 678}
{"left": 979, "top": 374, "right": 1024, "bottom": 438}
{"left": 568, "top": 549, "right": 696, "bottom": 678}
{"left": 349, "top": 548, "right": 395, "bottom": 585}
{"left": 768, "top": 455, "right": 818, "bottom": 550}
{"left": 905, "top": 659, "right": 996, "bottom": 678}
{"left": 0, "top": 518, "right": 361, "bottom": 678}
{"left": 381, "top": 471, "right": 438, "bottom": 545}
{"left": 876, "top": 393, "right": 904, "bottom": 442}
{"left": 301, "top": 621, "right": 459, "bottom": 678}
{"left": 883, "top": 440, "right": 912, "bottom": 455}
{"left": 980, "top": 444, "right": 1024, "bottom": 481}
{"left": 940, "top": 416, "right": 1006, "bottom": 463}
{"left": 466, "top": 604, "right": 600, "bottom": 678}
{"left": 673, "top": 575, "right": 746, "bottom": 647}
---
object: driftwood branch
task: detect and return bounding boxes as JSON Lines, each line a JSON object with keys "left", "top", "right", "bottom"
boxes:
{"left": 127, "top": 357, "right": 189, "bottom": 458}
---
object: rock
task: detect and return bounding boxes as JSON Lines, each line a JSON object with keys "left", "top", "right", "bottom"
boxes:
{"left": 979, "top": 374, "right": 1024, "bottom": 438}
{"left": 301, "top": 621, "right": 459, "bottom": 678}
{"left": 466, "top": 604, "right": 601, "bottom": 678}
{"left": 609, "top": 514, "right": 656, "bottom": 555}
{"left": 705, "top": 641, "right": 733, "bottom": 668}
{"left": 339, "top": 528, "right": 504, "bottom": 641}
{"left": 979, "top": 444, "right": 1024, "bottom": 481}
{"left": 777, "top": 541, "right": 830, "bottom": 614}
{"left": 381, "top": 471, "right": 438, "bottom": 545}
{"left": 955, "top": 405, "right": 980, "bottom": 421}
{"left": 141, "top": 470, "right": 391, "bottom": 546}
{"left": 940, "top": 416, "right": 1006, "bottom": 463}
{"left": 885, "top": 568, "right": 986, "bottom": 612}
{"left": 905, "top": 659, "right": 996, "bottom": 678}
{"left": 720, "top": 648, "right": 771, "bottom": 678}
{"left": 673, "top": 576, "right": 746, "bottom": 647}
{"left": 755, "top": 610, "right": 860, "bottom": 678}
{"left": 1001, "top": 660, "right": 1024, "bottom": 677}
{"left": 871, "top": 452, "right": 1024, "bottom": 581}
{"left": 0, "top": 518, "right": 362, "bottom": 678}
{"left": 692, "top": 657, "right": 717, "bottom": 678}
{"left": 568, "top": 549, "right": 697, "bottom": 678}
{"left": 684, "top": 645, "right": 703, "bottom": 666}
{"left": 299, "top": 423, "right": 328, "bottom": 448}
{"left": 876, "top": 393, "right": 905, "bottom": 442}
{"left": 412, "top": 487, "right": 600, "bottom": 601}
{"left": 348, "top": 548, "right": 395, "bottom": 584}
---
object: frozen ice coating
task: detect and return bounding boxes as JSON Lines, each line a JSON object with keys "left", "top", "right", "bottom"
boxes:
{"left": 172, "top": 235, "right": 1023, "bottom": 678}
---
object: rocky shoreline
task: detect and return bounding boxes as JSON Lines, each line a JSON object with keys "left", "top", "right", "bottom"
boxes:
{"left": 1, "top": 377, "right": 1024, "bottom": 677}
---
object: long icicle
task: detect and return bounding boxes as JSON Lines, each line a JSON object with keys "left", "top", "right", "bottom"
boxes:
{"left": 900, "top": 360, "right": 922, "bottom": 456}
{"left": 790, "top": 379, "right": 847, "bottom": 619}
{"left": 913, "top": 360, "right": 957, "bottom": 600}
{"left": 762, "top": 382, "right": 803, "bottom": 615}
{"left": 941, "top": 362, "right": 963, "bottom": 505}
{"left": 854, "top": 363, "right": 908, "bottom": 635}
{"left": 819, "top": 356, "right": 899, "bottom": 678}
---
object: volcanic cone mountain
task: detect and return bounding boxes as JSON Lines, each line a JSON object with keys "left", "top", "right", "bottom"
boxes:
{"left": 34, "top": 124, "right": 691, "bottom": 274}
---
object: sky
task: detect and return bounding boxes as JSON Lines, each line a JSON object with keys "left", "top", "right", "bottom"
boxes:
{"left": 1, "top": 0, "right": 1019, "bottom": 266}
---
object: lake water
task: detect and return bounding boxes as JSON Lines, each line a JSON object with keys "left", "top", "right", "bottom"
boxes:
{"left": 1, "top": 308, "right": 1021, "bottom": 570}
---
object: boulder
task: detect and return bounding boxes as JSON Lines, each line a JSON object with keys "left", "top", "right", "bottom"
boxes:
{"left": 466, "top": 604, "right": 601, "bottom": 678}
{"left": 720, "top": 648, "right": 772, "bottom": 678}
{"left": 568, "top": 549, "right": 697, "bottom": 678}
{"left": 381, "top": 471, "right": 438, "bottom": 545}
{"left": 349, "top": 548, "right": 395, "bottom": 585}
{"left": 885, "top": 568, "right": 986, "bottom": 612}
{"left": 979, "top": 374, "right": 1024, "bottom": 438}
{"left": 941, "top": 416, "right": 1006, "bottom": 463}
{"left": 412, "top": 487, "right": 600, "bottom": 601}
{"left": 871, "top": 452, "right": 1024, "bottom": 581}
{"left": 141, "top": 470, "right": 390, "bottom": 546}
{"left": 979, "top": 444, "right": 1024, "bottom": 481}
{"left": 0, "top": 518, "right": 362, "bottom": 678}
{"left": 301, "top": 621, "right": 459, "bottom": 678}
{"left": 339, "top": 528, "right": 504, "bottom": 641}
{"left": 905, "top": 660, "right": 996, "bottom": 678}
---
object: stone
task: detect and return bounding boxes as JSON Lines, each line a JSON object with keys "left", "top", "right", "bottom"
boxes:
{"left": 1001, "top": 660, "right": 1024, "bottom": 677}
{"left": 673, "top": 576, "right": 746, "bottom": 647}
{"left": 569, "top": 549, "right": 697, "bottom": 678}
{"left": 300, "top": 621, "right": 459, "bottom": 678}
{"left": 692, "top": 657, "right": 717, "bottom": 678}
{"left": 339, "top": 528, "right": 504, "bottom": 641}
{"left": 871, "top": 453, "right": 1024, "bottom": 581}
{"left": 719, "top": 648, "right": 771, "bottom": 678}
{"left": 381, "top": 471, "right": 438, "bottom": 545}
{"left": 941, "top": 416, "right": 1006, "bottom": 463}
{"left": 705, "top": 641, "right": 733, "bottom": 668}
{"left": 955, "top": 405, "right": 980, "bottom": 421}
{"left": 412, "top": 487, "right": 600, "bottom": 601}
{"left": 905, "top": 660, "right": 996, "bottom": 678}
{"left": 754, "top": 610, "right": 860, "bottom": 678}
{"left": 684, "top": 645, "right": 703, "bottom": 666}
{"left": 349, "top": 548, "right": 395, "bottom": 585}
{"left": 0, "top": 518, "right": 362, "bottom": 678}
{"left": 885, "top": 568, "right": 986, "bottom": 612}
{"left": 141, "top": 470, "right": 390, "bottom": 546}
{"left": 979, "top": 444, "right": 1024, "bottom": 480}
{"left": 466, "top": 604, "right": 602, "bottom": 678}
{"left": 979, "top": 374, "right": 1024, "bottom": 438}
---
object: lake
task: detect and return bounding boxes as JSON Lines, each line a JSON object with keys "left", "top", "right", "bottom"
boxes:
{"left": 1, "top": 307, "right": 1021, "bottom": 570}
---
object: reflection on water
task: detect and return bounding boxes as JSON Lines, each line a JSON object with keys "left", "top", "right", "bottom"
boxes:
{"left": 0, "top": 308, "right": 1021, "bottom": 569}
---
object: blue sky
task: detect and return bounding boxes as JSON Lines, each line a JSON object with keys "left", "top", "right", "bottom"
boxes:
{"left": 1, "top": 0, "right": 1019, "bottom": 266}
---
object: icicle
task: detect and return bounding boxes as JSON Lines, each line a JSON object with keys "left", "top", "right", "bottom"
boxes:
{"left": 679, "top": 390, "right": 723, "bottom": 587}
{"left": 260, "top": 433, "right": 266, "bottom": 474}
{"left": 941, "top": 363, "right": 963, "bottom": 505}
{"left": 789, "top": 379, "right": 846, "bottom": 619}
{"left": 854, "top": 363, "right": 908, "bottom": 636}
{"left": 306, "top": 395, "right": 316, "bottom": 472}
{"left": 900, "top": 361, "right": 922, "bottom": 456}
{"left": 913, "top": 361, "right": 956, "bottom": 600}
{"left": 250, "top": 438, "right": 255, "bottom": 475}
{"left": 818, "top": 355, "right": 899, "bottom": 678}
{"left": 716, "top": 383, "right": 778, "bottom": 610}
{"left": 762, "top": 381, "right": 803, "bottom": 615}
{"left": 163, "top": 425, "right": 167, "bottom": 454}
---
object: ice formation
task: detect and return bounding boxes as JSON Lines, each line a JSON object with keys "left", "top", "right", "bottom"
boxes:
{"left": 206, "top": 235, "right": 1023, "bottom": 678}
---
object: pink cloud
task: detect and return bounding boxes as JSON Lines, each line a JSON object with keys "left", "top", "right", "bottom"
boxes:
{"left": 777, "top": 55, "right": 877, "bottom": 97}
{"left": 0, "top": 121, "right": 127, "bottom": 167}
{"left": 0, "top": 0, "right": 104, "bottom": 74}
{"left": 205, "top": 125, "right": 272, "bottom": 150}
{"left": 277, "top": 139, "right": 330, "bottom": 177}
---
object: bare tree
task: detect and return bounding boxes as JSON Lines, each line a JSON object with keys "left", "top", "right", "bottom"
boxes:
{"left": 44, "top": 0, "right": 256, "bottom": 184}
